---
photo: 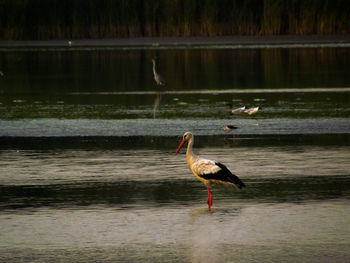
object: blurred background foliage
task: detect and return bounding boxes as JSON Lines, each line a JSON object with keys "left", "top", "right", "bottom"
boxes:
{"left": 1, "top": 0, "right": 350, "bottom": 40}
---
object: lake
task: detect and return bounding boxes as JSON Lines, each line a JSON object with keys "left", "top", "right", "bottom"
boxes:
{"left": 0, "top": 43, "right": 350, "bottom": 262}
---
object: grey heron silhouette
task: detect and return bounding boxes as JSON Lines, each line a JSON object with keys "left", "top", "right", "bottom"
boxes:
{"left": 152, "top": 58, "right": 166, "bottom": 86}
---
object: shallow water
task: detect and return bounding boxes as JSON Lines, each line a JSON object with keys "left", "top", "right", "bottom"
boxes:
{"left": 1, "top": 144, "right": 350, "bottom": 263}
{"left": 1, "top": 44, "right": 350, "bottom": 262}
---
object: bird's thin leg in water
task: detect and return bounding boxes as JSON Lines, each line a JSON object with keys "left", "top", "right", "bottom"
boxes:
{"left": 207, "top": 186, "right": 213, "bottom": 210}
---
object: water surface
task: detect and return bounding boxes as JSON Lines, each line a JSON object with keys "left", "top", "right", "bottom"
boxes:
{"left": 1, "top": 44, "right": 350, "bottom": 262}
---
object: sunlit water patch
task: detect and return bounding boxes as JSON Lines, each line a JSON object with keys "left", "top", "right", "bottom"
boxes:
{"left": 0, "top": 118, "right": 349, "bottom": 137}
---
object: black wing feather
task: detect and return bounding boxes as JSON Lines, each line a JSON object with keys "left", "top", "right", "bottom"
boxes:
{"left": 200, "top": 162, "right": 246, "bottom": 189}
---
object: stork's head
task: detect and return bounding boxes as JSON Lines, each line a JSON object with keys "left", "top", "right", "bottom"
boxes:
{"left": 182, "top": 132, "right": 192, "bottom": 141}
{"left": 175, "top": 132, "right": 193, "bottom": 155}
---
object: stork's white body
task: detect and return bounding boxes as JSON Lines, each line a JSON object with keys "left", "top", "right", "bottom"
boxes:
{"left": 187, "top": 155, "right": 219, "bottom": 186}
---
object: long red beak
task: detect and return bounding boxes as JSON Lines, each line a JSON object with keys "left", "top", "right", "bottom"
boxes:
{"left": 175, "top": 139, "right": 186, "bottom": 155}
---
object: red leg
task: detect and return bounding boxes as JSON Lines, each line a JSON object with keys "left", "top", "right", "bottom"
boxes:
{"left": 207, "top": 186, "right": 213, "bottom": 210}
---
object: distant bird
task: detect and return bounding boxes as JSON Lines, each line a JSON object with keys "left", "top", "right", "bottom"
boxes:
{"left": 230, "top": 106, "right": 246, "bottom": 115}
{"left": 222, "top": 125, "right": 238, "bottom": 132}
{"left": 68, "top": 41, "right": 72, "bottom": 47}
{"left": 152, "top": 58, "right": 166, "bottom": 86}
{"left": 222, "top": 125, "right": 238, "bottom": 143}
{"left": 0, "top": 71, "right": 4, "bottom": 77}
{"left": 176, "top": 132, "right": 245, "bottom": 210}
{"left": 244, "top": 106, "right": 260, "bottom": 115}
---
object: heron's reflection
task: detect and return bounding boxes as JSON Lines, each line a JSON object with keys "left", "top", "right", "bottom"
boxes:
{"left": 153, "top": 92, "right": 164, "bottom": 119}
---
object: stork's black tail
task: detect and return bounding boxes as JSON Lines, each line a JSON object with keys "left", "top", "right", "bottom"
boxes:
{"left": 215, "top": 162, "right": 246, "bottom": 189}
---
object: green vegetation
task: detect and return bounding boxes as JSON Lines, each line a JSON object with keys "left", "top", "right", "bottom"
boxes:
{"left": 0, "top": 0, "right": 349, "bottom": 40}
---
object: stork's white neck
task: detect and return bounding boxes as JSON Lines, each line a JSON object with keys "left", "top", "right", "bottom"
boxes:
{"left": 186, "top": 137, "right": 197, "bottom": 166}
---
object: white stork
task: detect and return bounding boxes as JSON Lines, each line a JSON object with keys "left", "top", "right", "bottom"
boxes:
{"left": 176, "top": 132, "right": 245, "bottom": 210}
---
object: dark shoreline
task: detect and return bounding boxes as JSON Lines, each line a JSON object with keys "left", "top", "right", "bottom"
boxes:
{"left": 1, "top": 35, "right": 350, "bottom": 48}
